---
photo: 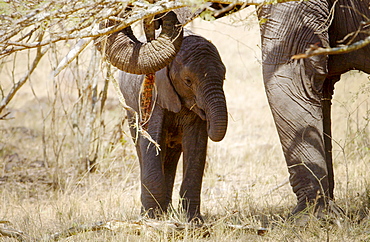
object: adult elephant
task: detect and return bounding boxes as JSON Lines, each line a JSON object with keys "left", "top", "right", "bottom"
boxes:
{"left": 118, "top": 33, "right": 227, "bottom": 221}
{"left": 257, "top": 0, "right": 370, "bottom": 221}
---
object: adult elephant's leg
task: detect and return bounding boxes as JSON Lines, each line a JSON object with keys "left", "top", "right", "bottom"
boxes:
{"left": 181, "top": 115, "right": 208, "bottom": 222}
{"left": 137, "top": 105, "right": 167, "bottom": 217}
{"left": 259, "top": 1, "right": 331, "bottom": 216}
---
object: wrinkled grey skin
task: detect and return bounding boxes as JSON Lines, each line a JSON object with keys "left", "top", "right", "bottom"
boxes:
{"left": 257, "top": 0, "right": 370, "bottom": 218}
{"left": 119, "top": 33, "right": 227, "bottom": 221}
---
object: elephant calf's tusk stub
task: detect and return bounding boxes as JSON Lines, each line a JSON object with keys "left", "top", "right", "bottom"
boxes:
{"left": 189, "top": 103, "right": 197, "bottom": 110}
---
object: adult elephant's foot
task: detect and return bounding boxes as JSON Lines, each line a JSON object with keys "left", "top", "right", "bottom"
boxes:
{"left": 288, "top": 199, "right": 345, "bottom": 227}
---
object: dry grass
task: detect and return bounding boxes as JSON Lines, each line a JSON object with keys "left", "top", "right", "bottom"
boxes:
{"left": 1, "top": 8, "right": 370, "bottom": 241}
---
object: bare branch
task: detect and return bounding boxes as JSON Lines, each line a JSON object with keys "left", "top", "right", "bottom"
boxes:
{"left": 0, "top": 36, "right": 50, "bottom": 113}
{"left": 292, "top": 35, "right": 370, "bottom": 59}
{"left": 54, "top": 38, "right": 93, "bottom": 76}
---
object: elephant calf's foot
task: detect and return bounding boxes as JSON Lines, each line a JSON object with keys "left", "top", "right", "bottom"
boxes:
{"left": 141, "top": 207, "right": 167, "bottom": 220}
{"left": 188, "top": 213, "right": 204, "bottom": 224}
{"left": 180, "top": 202, "right": 204, "bottom": 223}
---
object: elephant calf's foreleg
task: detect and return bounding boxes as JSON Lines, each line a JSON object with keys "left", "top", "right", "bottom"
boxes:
{"left": 181, "top": 120, "right": 208, "bottom": 221}
{"left": 162, "top": 144, "right": 182, "bottom": 211}
{"left": 139, "top": 151, "right": 167, "bottom": 217}
{"left": 138, "top": 107, "right": 168, "bottom": 218}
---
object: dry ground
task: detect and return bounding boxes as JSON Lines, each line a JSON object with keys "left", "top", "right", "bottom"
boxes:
{"left": 1, "top": 8, "right": 370, "bottom": 241}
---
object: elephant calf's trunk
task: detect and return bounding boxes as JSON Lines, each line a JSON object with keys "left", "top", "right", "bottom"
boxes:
{"left": 204, "top": 89, "right": 228, "bottom": 142}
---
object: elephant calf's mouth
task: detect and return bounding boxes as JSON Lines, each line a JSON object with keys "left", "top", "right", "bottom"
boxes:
{"left": 190, "top": 104, "right": 206, "bottom": 121}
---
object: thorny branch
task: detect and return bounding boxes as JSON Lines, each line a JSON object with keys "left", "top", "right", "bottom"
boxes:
{"left": 2, "top": 0, "right": 368, "bottom": 59}
{"left": 0, "top": 0, "right": 307, "bottom": 57}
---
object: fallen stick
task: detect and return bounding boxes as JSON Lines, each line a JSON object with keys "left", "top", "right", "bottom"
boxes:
{"left": 0, "top": 218, "right": 268, "bottom": 241}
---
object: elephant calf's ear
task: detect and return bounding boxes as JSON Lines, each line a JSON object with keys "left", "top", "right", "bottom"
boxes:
{"left": 156, "top": 68, "right": 181, "bottom": 113}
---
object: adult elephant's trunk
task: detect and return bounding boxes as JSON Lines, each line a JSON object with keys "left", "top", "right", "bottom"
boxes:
{"left": 201, "top": 82, "right": 228, "bottom": 142}
{"left": 97, "top": 11, "right": 183, "bottom": 75}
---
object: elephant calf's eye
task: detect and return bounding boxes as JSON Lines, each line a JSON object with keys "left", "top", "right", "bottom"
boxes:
{"left": 184, "top": 78, "right": 192, "bottom": 87}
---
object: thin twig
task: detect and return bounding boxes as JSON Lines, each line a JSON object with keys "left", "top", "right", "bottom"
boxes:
{"left": 0, "top": 111, "right": 12, "bottom": 120}
{"left": 292, "top": 35, "right": 370, "bottom": 59}
{"left": 262, "top": 178, "right": 289, "bottom": 197}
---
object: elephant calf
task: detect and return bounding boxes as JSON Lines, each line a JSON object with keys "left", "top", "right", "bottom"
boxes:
{"left": 118, "top": 33, "right": 227, "bottom": 222}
